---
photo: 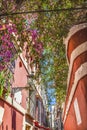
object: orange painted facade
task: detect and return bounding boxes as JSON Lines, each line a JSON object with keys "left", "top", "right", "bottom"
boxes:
{"left": 63, "top": 23, "right": 87, "bottom": 130}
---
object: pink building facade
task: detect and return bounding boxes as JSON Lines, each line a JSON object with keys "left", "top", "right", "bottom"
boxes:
{"left": 0, "top": 44, "right": 50, "bottom": 130}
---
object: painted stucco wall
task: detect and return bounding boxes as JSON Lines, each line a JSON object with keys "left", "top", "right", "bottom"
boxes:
{"left": 0, "top": 99, "right": 23, "bottom": 130}
{"left": 13, "top": 57, "right": 28, "bottom": 87}
{"left": 12, "top": 55, "right": 29, "bottom": 109}
{"left": 63, "top": 23, "right": 87, "bottom": 130}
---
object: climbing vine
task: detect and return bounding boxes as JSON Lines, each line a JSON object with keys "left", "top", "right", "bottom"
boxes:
{"left": 0, "top": 0, "right": 87, "bottom": 103}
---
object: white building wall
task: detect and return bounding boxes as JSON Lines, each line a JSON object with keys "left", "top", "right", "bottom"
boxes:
{"left": 51, "top": 105, "right": 55, "bottom": 128}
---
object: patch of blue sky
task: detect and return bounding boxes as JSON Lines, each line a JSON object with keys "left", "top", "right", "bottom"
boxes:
{"left": 47, "top": 88, "right": 56, "bottom": 105}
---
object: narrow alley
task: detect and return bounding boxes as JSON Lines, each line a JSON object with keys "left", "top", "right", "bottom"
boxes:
{"left": 0, "top": 1, "right": 87, "bottom": 130}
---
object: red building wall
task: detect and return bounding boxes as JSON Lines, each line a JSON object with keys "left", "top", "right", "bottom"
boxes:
{"left": 63, "top": 23, "right": 87, "bottom": 130}
{"left": 0, "top": 52, "right": 27, "bottom": 130}
{"left": 0, "top": 98, "right": 23, "bottom": 130}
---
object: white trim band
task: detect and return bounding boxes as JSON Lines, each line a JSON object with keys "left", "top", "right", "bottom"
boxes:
{"left": 0, "top": 107, "right": 4, "bottom": 125}
{"left": 20, "top": 53, "right": 29, "bottom": 72}
{"left": 64, "top": 23, "right": 87, "bottom": 63}
{"left": 74, "top": 98, "right": 82, "bottom": 125}
{"left": 67, "top": 41, "right": 87, "bottom": 89}
{"left": 63, "top": 62, "right": 87, "bottom": 124}
{"left": 6, "top": 96, "right": 25, "bottom": 114}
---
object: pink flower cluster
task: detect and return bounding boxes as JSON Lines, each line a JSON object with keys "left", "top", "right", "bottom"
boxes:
{"left": 23, "top": 15, "right": 43, "bottom": 57}
{"left": 30, "top": 30, "right": 43, "bottom": 56}
{"left": 0, "top": 23, "right": 17, "bottom": 71}
{"left": 0, "top": 18, "right": 43, "bottom": 71}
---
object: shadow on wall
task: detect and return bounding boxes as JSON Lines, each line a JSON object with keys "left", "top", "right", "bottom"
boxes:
{"left": 12, "top": 110, "right": 16, "bottom": 130}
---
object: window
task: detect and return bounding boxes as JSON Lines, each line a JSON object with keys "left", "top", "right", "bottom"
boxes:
{"left": 19, "top": 61, "right": 22, "bottom": 67}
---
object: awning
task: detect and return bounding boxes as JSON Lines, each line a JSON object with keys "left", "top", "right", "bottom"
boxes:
{"left": 33, "top": 121, "right": 51, "bottom": 130}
